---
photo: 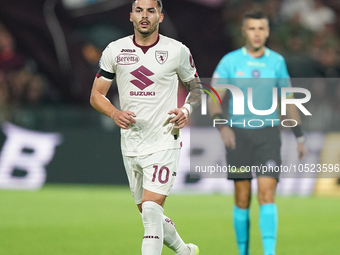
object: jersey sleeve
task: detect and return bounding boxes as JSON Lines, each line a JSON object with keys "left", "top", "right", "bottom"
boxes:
{"left": 98, "top": 43, "right": 116, "bottom": 80}
{"left": 213, "top": 55, "right": 229, "bottom": 78}
{"left": 276, "top": 56, "right": 292, "bottom": 97}
{"left": 176, "top": 44, "right": 196, "bottom": 83}
{"left": 211, "top": 55, "right": 230, "bottom": 90}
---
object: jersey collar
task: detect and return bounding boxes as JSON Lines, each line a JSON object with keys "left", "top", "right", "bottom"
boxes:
{"left": 242, "top": 46, "right": 270, "bottom": 58}
{"left": 133, "top": 35, "right": 160, "bottom": 54}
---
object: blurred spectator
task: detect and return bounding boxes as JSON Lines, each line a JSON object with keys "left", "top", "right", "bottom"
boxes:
{"left": 272, "top": 16, "right": 314, "bottom": 53}
{"left": 330, "top": 84, "right": 340, "bottom": 130}
{"left": 274, "top": 22, "right": 319, "bottom": 77}
{"left": 0, "top": 23, "right": 53, "bottom": 111}
{"left": 0, "top": 71, "right": 10, "bottom": 122}
{"left": 299, "top": 0, "right": 336, "bottom": 32}
{"left": 316, "top": 45, "right": 340, "bottom": 77}
{"left": 283, "top": 36, "right": 320, "bottom": 78}
{"left": 75, "top": 22, "right": 128, "bottom": 101}
{"left": 0, "top": 26, "right": 25, "bottom": 73}
{"left": 187, "top": 0, "right": 224, "bottom": 8}
{"left": 280, "top": 0, "right": 336, "bottom": 32}
{"left": 256, "top": 0, "right": 284, "bottom": 30}
{"left": 7, "top": 69, "right": 33, "bottom": 106}
{"left": 23, "top": 74, "right": 49, "bottom": 106}
{"left": 309, "top": 28, "right": 340, "bottom": 78}
{"left": 76, "top": 22, "right": 127, "bottom": 69}
{"left": 301, "top": 79, "right": 334, "bottom": 132}
{"left": 280, "top": 0, "right": 312, "bottom": 21}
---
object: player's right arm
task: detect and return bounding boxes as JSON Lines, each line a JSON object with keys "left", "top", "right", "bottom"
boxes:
{"left": 208, "top": 89, "right": 236, "bottom": 150}
{"left": 90, "top": 76, "right": 136, "bottom": 129}
{"left": 208, "top": 54, "right": 236, "bottom": 149}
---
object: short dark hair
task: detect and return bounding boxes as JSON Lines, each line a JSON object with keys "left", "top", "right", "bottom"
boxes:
{"left": 132, "top": 0, "right": 163, "bottom": 12}
{"left": 243, "top": 9, "right": 268, "bottom": 25}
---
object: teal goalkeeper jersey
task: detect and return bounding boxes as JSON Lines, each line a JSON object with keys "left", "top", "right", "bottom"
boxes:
{"left": 213, "top": 46, "right": 291, "bottom": 129}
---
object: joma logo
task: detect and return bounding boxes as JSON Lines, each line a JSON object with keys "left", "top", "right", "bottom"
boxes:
{"left": 121, "top": 49, "right": 136, "bottom": 53}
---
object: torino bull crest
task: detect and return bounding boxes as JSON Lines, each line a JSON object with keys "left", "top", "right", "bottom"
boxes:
{"left": 155, "top": 51, "right": 168, "bottom": 65}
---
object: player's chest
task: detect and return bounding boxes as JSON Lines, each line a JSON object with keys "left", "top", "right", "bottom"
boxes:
{"left": 115, "top": 49, "right": 178, "bottom": 78}
{"left": 232, "top": 60, "right": 276, "bottom": 78}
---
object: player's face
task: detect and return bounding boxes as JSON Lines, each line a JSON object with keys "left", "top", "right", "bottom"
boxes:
{"left": 130, "top": 0, "right": 164, "bottom": 37}
{"left": 242, "top": 18, "right": 269, "bottom": 52}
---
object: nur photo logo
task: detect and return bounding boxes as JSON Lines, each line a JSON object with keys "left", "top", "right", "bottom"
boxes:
{"left": 197, "top": 82, "right": 222, "bottom": 115}
{"left": 198, "top": 80, "right": 312, "bottom": 128}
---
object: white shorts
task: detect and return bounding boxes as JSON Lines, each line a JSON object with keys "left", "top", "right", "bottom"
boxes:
{"left": 122, "top": 148, "right": 181, "bottom": 204}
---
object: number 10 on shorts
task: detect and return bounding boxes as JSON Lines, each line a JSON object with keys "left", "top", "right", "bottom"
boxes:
{"left": 152, "top": 165, "right": 170, "bottom": 184}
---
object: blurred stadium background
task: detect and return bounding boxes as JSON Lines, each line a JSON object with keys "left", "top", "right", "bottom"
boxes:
{"left": 0, "top": 0, "right": 340, "bottom": 254}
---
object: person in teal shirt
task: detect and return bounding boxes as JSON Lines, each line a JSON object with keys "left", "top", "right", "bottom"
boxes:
{"left": 209, "top": 9, "right": 307, "bottom": 255}
{"left": 214, "top": 45, "right": 291, "bottom": 129}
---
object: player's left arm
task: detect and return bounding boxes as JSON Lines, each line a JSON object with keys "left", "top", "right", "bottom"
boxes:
{"left": 278, "top": 57, "right": 307, "bottom": 159}
{"left": 170, "top": 44, "right": 203, "bottom": 129}
{"left": 286, "top": 101, "right": 308, "bottom": 160}
{"left": 169, "top": 75, "right": 203, "bottom": 129}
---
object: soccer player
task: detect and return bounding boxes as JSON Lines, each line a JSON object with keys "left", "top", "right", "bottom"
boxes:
{"left": 90, "top": 1, "right": 201, "bottom": 254}
{"left": 209, "top": 10, "right": 307, "bottom": 255}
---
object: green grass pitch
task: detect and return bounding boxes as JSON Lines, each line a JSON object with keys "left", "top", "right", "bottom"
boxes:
{"left": 1, "top": 185, "right": 339, "bottom": 255}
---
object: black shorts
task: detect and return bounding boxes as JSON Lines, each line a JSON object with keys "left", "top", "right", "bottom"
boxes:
{"left": 227, "top": 126, "right": 281, "bottom": 180}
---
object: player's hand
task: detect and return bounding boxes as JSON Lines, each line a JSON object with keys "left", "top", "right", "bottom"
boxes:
{"left": 168, "top": 108, "right": 188, "bottom": 129}
{"left": 112, "top": 110, "right": 136, "bottom": 129}
{"left": 297, "top": 142, "right": 307, "bottom": 160}
{"left": 220, "top": 126, "right": 236, "bottom": 150}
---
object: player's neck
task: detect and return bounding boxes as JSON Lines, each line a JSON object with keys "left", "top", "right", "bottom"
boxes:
{"left": 246, "top": 45, "right": 265, "bottom": 58}
{"left": 134, "top": 30, "right": 159, "bottom": 46}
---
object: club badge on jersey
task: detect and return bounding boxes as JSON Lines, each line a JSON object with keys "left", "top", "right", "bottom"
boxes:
{"left": 155, "top": 51, "right": 168, "bottom": 65}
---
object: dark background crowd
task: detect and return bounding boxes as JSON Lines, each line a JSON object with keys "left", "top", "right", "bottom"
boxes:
{"left": 0, "top": 0, "right": 339, "bottom": 131}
